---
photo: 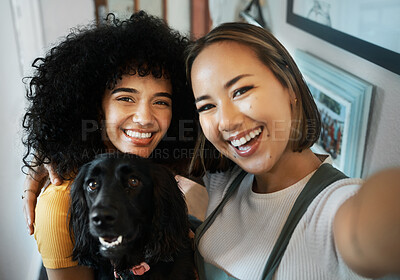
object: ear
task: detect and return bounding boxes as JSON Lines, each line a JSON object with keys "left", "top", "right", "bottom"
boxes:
{"left": 149, "top": 164, "right": 190, "bottom": 258}
{"left": 68, "top": 162, "right": 99, "bottom": 267}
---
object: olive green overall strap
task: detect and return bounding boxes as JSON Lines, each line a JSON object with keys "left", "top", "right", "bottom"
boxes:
{"left": 195, "top": 170, "right": 247, "bottom": 280}
{"left": 262, "top": 163, "right": 348, "bottom": 280}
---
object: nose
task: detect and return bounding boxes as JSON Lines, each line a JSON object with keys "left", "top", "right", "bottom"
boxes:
{"left": 90, "top": 206, "right": 118, "bottom": 228}
{"left": 218, "top": 101, "right": 242, "bottom": 133}
{"left": 132, "top": 103, "right": 154, "bottom": 127}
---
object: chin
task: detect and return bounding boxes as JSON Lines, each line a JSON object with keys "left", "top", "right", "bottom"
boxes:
{"left": 119, "top": 147, "right": 152, "bottom": 158}
{"left": 234, "top": 157, "right": 274, "bottom": 175}
{"left": 99, "top": 243, "right": 129, "bottom": 259}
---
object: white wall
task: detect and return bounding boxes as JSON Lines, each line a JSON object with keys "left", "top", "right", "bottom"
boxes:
{"left": 167, "top": 0, "right": 191, "bottom": 35}
{"left": 208, "top": 0, "right": 400, "bottom": 178}
{"left": 0, "top": 0, "right": 94, "bottom": 279}
{"left": 267, "top": 0, "right": 400, "bottom": 177}
{"left": 39, "top": 0, "right": 95, "bottom": 48}
{"left": 0, "top": 1, "right": 40, "bottom": 278}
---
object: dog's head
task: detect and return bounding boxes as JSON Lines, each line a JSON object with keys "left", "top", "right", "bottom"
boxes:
{"left": 69, "top": 153, "right": 190, "bottom": 268}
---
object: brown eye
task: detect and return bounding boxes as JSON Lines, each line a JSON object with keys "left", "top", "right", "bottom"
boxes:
{"left": 128, "top": 177, "right": 140, "bottom": 188}
{"left": 87, "top": 180, "right": 98, "bottom": 192}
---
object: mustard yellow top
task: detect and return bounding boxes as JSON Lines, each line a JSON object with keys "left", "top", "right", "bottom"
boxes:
{"left": 34, "top": 181, "right": 78, "bottom": 269}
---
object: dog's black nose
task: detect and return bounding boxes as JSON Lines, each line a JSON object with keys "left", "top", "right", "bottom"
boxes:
{"left": 90, "top": 207, "right": 118, "bottom": 227}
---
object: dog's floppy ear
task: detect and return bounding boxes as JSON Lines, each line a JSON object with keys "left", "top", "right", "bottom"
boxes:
{"left": 68, "top": 162, "right": 99, "bottom": 267}
{"left": 149, "top": 164, "right": 190, "bottom": 259}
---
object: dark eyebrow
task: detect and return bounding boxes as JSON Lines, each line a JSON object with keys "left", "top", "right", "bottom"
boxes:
{"left": 224, "top": 74, "right": 252, "bottom": 89}
{"left": 111, "top": 88, "right": 172, "bottom": 99}
{"left": 154, "top": 92, "right": 172, "bottom": 99}
{"left": 111, "top": 88, "right": 138, "bottom": 94}
{"left": 195, "top": 95, "right": 210, "bottom": 103}
{"left": 195, "top": 74, "right": 252, "bottom": 103}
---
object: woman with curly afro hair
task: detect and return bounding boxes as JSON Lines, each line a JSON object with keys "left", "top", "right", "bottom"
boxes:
{"left": 21, "top": 11, "right": 198, "bottom": 279}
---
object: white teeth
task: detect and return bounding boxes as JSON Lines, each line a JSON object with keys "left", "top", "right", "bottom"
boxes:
{"left": 99, "top": 235, "right": 123, "bottom": 248}
{"left": 125, "top": 130, "right": 152, "bottom": 139}
{"left": 230, "top": 128, "right": 262, "bottom": 147}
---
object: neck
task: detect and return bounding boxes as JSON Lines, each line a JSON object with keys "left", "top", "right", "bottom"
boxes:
{"left": 111, "top": 240, "right": 147, "bottom": 272}
{"left": 253, "top": 149, "right": 322, "bottom": 194}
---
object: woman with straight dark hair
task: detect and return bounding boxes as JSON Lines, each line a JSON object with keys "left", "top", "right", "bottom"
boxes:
{"left": 186, "top": 22, "right": 400, "bottom": 280}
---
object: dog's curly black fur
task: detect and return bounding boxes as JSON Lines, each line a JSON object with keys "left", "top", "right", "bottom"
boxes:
{"left": 69, "top": 154, "right": 196, "bottom": 279}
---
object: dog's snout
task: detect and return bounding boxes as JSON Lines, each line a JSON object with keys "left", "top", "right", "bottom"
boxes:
{"left": 90, "top": 207, "right": 118, "bottom": 227}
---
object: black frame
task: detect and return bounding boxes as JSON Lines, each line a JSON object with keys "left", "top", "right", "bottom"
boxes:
{"left": 286, "top": 0, "right": 400, "bottom": 75}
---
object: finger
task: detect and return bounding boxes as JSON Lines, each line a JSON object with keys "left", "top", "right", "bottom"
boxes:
{"left": 189, "top": 229, "right": 195, "bottom": 239}
{"left": 24, "top": 207, "right": 35, "bottom": 235}
{"left": 22, "top": 202, "right": 30, "bottom": 233}
{"left": 22, "top": 168, "right": 44, "bottom": 234}
{"left": 22, "top": 173, "right": 45, "bottom": 229}
{"left": 44, "top": 163, "right": 62, "bottom": 185}
{"left": 22, "top": 192, "right": 37, "bottom": 235}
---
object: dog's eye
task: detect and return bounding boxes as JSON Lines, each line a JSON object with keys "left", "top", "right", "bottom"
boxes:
{"left": 128, "top": 177, "right": 140, "bottom": 188}
{"left": 87, "top": 180, "right": 98, "bottom": 192}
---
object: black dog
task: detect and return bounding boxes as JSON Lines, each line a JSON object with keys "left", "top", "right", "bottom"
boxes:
{"left": 69, "top": 154, "right": 196, "bottom": 279}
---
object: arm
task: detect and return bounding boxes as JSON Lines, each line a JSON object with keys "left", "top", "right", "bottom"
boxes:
{"left": 46, "top": 266, "right": 94, "bottom": 280}
{"left": 334, "top": 168, "right": 400, "bottom": 278}
{"left": 22, "top": 163, "right": 63, "bottom": 235}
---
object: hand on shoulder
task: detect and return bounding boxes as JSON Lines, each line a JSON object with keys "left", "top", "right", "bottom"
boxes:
{"left": 22, "top": 163, "right": 63, "bottom": 235}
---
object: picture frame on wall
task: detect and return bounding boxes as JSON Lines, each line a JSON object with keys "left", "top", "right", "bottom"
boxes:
{"left": 295, "top": 50, "right": 373, "bottom": 178}
{"left": 287, "top": 0, "right": 400, "bottom": 75}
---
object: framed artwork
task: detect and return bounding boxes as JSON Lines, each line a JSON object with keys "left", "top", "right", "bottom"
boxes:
{"left": 287, "top": 0, "right": 400, "bottom": 75}
{"left": 295, "top": 50, "right": 373, "bottom": 178}
{"left": 239, "top": 0, "right": 267, "bottom": 29}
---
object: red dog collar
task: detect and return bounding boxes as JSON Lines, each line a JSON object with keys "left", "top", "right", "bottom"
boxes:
{"left": 131, "top": 262, "right": 150, "bottom": 275}
{"left": 114, "top": 262, "right": 150, "bottom": 279}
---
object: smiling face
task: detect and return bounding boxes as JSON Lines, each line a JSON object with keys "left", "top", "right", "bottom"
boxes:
{"left": 191, "top": 41, "right": 294, "bottom": 175}
{"left": 102, "top": 74, "right": 172, "bottom": 158}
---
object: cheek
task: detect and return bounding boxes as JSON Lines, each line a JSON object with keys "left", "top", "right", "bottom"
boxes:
{"left": 85, "top": 192, "right": 95, "bottom": 207}
{"left": 102, "top": 103, "right": 119, "bottom": 126}
{"left": 103, "top": 111, "right": 119, "bottom": 135}
{"left": 102, "top": 109, "right": 124, "bottom": 146}
{"left": 199, "top": 116, "right": 218, "bottom": 142}
{"left": 157, "top": 110, "right": 172, "bottom": 134}
{"left": 241, "top": 97, "right": 255, "bottom": 112}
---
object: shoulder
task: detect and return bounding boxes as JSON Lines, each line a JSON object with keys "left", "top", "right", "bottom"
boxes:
{"left": 301, "top": 178, "right": 369, "bottom": 278}
{"left": 37, "top": 180, "right": 73, "bottom": 209}
{"left": 303, "top": 176, "right": 363, "bottom": 240}
{"left": 203, "top": 165, "right": 243, "bottom": 194}
{"left": 36, "top": 181, "right": 73, "bottom": 215}
{"left": 203, "top": 165, "right": 246, "bottom": 216}
{"left": 315, "top": 177, "right": 362, "bottom": 204}
{"left": 306, "top": 177, "right": 363, "bottom": 226}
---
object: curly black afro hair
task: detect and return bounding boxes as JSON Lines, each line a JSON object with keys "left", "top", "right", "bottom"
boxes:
{"left": 22, "top": 11, "right": 197, "bottom": 178}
